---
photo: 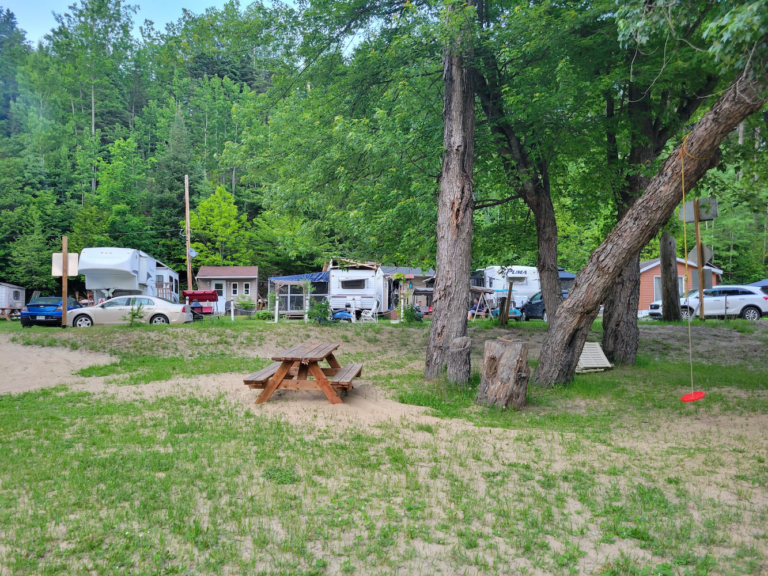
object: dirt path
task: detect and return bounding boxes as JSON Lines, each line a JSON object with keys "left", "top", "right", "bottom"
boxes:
{"left": 0, "top": 334, "right": 113, "bottom": 394}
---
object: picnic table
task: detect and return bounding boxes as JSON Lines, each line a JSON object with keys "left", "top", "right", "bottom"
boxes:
{"left": 243, "top": 343, "right": 362, "bottom": 405}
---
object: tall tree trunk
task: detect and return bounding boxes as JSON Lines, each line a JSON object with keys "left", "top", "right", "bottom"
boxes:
{"left": 474, "top": 63, "right": 562, "bottom": 321}
{"left": 533, "top": 71, "right": 767, "bottom": 387}
{"left": 660, "top": 229, "right": 682, "bottom": 321}
{"left": 425, "top": 0, "right": 477, "bottom": 379}
{"left": 602, "top": 86, "right": 653, "bottom": 364}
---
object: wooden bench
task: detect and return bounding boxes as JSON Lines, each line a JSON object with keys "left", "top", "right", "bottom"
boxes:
{"left": 243, "top": 362, "right": 282, "bottom": 389}
{"left": 329, "top": 363, "right": 363, "bottom": 388}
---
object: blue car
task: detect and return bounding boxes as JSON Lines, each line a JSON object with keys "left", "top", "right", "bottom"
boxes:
{"left": 20, "top": 297, "right": 82, "bottom": 327}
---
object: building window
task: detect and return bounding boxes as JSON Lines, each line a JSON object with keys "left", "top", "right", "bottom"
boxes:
{"left": 341, "top": 279, "right": 366, "bottom": 290}
{"left": 653, "top": 276, "right": 685, "bottom": 301}
{"left": 232, "top": 282, "right": 238, "bottom": 296}
{"left": 244, "top": 283, "right": 250, "bottom": 295}
{"left": 214, "top": 282, "right": 224, "bottom": 297}
{"left": 12, "top": 290, "right": 20, "bottom": 301}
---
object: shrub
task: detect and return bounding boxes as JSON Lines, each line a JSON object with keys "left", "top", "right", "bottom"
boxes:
{"left": 309, "top": 298, "right": 331, "bottom": 322}
{"left": 122, "top": 303, "right": 145, "bottom": 327}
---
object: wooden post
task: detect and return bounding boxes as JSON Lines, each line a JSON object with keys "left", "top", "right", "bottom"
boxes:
{"left": 694, "top": 199, "right": 705, "bottom": 320}
{"left": 504, "top": 280, "right": 514, "bottom": 325}
{"left": 61, "top": 236, "right": 68, "bottom": 328}
{"left": 184, "top": 174, "right": 192, "bottom": 291}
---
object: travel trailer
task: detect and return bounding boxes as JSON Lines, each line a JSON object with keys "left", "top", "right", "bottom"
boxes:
{"left": 79, "top": 248, "right": 180, "bottom": 303}
{"left": 471, "top": 266, "right": 541, "bottom": 307}
{"left": 269, "top": 260, "right": 389, "bottom": 316}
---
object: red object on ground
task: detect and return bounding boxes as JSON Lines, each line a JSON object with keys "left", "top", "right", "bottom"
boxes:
{"left": 181, "top": 290, "right": 219, "bottom": 303}
{"left": 681, "top": 391, "right": 706, "bottom": 402}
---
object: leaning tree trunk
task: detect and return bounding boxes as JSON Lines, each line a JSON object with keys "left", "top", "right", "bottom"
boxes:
{"left": 533, "top": 70, "right": 767, "bottom": 386}
{"left": 660, "top": 229, "right": 682, "bottom": 321}
{"left": 425, "top": 0, "right": 476, "bottom": 379}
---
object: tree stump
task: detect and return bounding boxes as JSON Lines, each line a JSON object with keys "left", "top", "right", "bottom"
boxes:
{"left": 476, "top": 339, "right": 529, "bottom": 409}
{"left": 446, "top": 337, "right": 471, "bottom": 385}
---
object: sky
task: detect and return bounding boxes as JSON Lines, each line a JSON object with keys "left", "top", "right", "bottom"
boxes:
{"left": 5, "top": 0, "right": 231, "bottom": 43}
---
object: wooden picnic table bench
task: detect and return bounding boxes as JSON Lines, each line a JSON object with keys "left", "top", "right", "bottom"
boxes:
{"left": 243, "top": 343, "right": 362, "bottom": 405}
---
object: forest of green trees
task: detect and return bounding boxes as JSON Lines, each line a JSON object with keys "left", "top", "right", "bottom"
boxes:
{"left": 0, "top": 0, "right": 766, "bottom": 294}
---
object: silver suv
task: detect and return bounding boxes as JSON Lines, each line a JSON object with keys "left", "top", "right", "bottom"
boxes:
{"left": 649, "top": 285, "right": 768, "bottom": 320}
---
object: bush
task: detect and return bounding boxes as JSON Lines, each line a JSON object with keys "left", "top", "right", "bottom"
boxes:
{"left": 122, "top": 303, "right": 145, "bottom": 327}
{"left": 251, "top": 310, "right": 274, "bottom": 320}
{"left": 403, "top": 304, "right": 423, "bottom": 324}
{"left": 235, "top": 295, "right": 256, "bottom": 311}
{"left": 309, "top": 298, "right": 331, "bottom": 322}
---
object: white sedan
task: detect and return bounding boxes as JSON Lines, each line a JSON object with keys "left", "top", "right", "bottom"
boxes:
{"left": 648, "top": 285, "right": 768, "bottom": 320}
{"left": 68, "top": 296, "right": 193, "bottom": 327}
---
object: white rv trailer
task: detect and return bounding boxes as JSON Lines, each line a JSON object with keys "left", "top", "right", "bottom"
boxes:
{"left": 328, "top": 264, "right": 387, "bottom": 312}
{"left": 0, "top": 282, "right": 26, "bottom": 315}
{"left": 472, "top": 266, "right": 541, "bottom": 307}
{"left": 268, "top": 261, "right": 388, "bottom": 315}
{"left": 79, "top": 248, "right": 180, "bottom": 303}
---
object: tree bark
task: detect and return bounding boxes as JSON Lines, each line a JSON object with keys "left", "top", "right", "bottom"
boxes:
{"left": 446, "top": 336, "right": 472, "bottom": 385}
{"left": 425, "top": 0, "right": 476, "bottom": 379}
{"left": 602, "top": 254, "right": 640, "bottom": 363}
{"left": 476, "top": 339, "right": 529, "bottom": 410}
{"left": 534, "top": 70, "right": 767, "bottom": 387}
{"left": 660, "top": 229, "right": 682, "bottom": 321}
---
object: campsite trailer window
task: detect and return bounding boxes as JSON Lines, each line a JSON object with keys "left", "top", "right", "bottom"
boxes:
{"left": 174, "top": 278, "right": 178, "bottom": 294}
{"left": 232, "top": 282, "right": 238, "bottom": 296}
{"left": 156, "top": 275, "right": 164, "bottom": 283}
{"left": 12, "top": 290, "right": 21, "bottom": 301}
{"left": 341, "top": 279, "right": 366, "bottom": 290}
{"left": 244, "top": 283, "right": 250, "bottom": 295}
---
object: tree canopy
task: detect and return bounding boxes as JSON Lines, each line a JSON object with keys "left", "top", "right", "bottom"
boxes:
{"left": 0, "top": 0, "right": 765, "bottom": 294}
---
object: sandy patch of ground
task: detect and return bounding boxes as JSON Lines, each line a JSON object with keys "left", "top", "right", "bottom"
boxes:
{"left": 0, "top": 334, "right": 113, "bottom": 394}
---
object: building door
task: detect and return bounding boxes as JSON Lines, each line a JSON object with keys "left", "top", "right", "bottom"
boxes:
{"left": 213, "top": 281, "right": 226, "bottom": 313}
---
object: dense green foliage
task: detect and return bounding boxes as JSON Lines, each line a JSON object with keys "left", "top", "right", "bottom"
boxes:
{"left": 0, "top": 0, "right": 765, "bottom": 293}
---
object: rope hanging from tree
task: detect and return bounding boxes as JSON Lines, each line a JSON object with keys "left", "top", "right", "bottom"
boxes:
{"left": 679, "top": 134, "right": 707, "bottom": 403}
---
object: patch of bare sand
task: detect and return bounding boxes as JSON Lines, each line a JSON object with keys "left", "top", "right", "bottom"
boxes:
{"left": 0, "top": 334, "right": 113, "bottom": 394}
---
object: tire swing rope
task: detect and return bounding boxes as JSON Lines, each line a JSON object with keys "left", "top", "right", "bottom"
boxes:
{"left": 679, "top": 134, "right": 706, "bottom": 403}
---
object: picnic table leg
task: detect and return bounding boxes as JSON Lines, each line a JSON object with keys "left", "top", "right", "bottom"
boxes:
{"left": 308, "top": 362, "right": 343, "bottom": 405}
{"left": 255, "top": 361, "right": 292, "bottom": 404}
{"left": 326, "top": 353, "right": 342, "bottom": 370}
{"left": 296, "top": 362, "right": 309, "bottom": 381}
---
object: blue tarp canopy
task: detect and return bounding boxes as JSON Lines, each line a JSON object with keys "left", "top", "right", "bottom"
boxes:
{"left": 749, "top": 278, "right": 768, "bottom": 288}
{"left": 269, "top": 271, "right": 330, "bottom": 283}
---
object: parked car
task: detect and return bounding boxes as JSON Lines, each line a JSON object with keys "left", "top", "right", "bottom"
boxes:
{"left": 67, "top": 296, "right": 193, "bottom": 327}
{"left": 20, "top": 297, "right": 81, "bottom": 327}
{"left": 520, "top": 291, "right": 569, "bottom": 322}
{"left": 649, "top": 285, "right": 768, "bottom": 320}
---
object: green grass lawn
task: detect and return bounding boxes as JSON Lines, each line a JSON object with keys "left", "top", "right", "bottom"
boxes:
{"left": 1, "top": 317, "right": 767, "bottom": 575}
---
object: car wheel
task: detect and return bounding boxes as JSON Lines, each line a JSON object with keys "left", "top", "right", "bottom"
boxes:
{"left": 150, "top": 314, "right": 170, "bottom": 325}
{"left": 681, "top": 307, "right": 692, "bottom": 320}
{"left": 74, "top": 315, "right": 93, "bottom": 328}
{"left": 741, "top": 306, "right": 761, "bottom": 321}
{"left": 543, "top": 311, "right": 548, "bottom": 323}
{"left": 521, "top": 311, "right": 527, "bottom": 322}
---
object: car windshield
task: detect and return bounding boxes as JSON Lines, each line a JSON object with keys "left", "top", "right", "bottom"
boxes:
{"left": 31, "top": 297, "right": 60, "bottom": 304}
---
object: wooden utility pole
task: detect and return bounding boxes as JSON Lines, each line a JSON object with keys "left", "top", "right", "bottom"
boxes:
{"left": 185, "top": 174, "right": 192, "bottom": 291}
{"left": 62, "top": 236, "right": 68, "bottom": 328}
{"left": 693, "top": 199, "right": 705, "bottom": 320}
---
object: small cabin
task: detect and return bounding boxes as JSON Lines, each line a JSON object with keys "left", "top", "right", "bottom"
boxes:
{"left": 195, "top": 266, "right": 259, "bottom": 308}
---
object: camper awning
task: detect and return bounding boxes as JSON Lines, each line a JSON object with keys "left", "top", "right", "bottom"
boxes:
{"left": 269, "top": 272, "right": 330, "bottom": 283}
{"left": 750, "top": 278, "right": 768, "bottom": 288}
